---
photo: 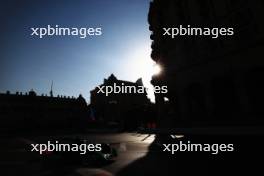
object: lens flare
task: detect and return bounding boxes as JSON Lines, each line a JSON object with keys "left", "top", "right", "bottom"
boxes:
{"left": 152, "top": 64, "right": 161, "bottom": 75}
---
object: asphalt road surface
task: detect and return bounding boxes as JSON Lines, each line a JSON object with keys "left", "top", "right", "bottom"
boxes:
{"left": 1, "top": 133, "right": 159, "bottom": 176}
{"left": 2, "top": 132, "right": 263, "bottom": 176}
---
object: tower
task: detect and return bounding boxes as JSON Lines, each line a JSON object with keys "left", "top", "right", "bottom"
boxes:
{"left": 50, "top": 81, "right": 53, "bottom": 97}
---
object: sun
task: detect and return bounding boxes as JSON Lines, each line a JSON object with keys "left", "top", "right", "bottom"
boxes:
{"left": 119, "top": 42, "right": 162, "bottom": 102}
{"left": 152, "top": 64, "right": 162, "bottom": 75}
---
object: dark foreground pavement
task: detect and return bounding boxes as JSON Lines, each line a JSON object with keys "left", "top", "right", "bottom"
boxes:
{"left": 1, "top": 132, "right": 263, "bottom": 176}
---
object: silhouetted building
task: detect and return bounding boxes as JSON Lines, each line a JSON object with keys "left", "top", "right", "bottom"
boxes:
{"left": 148, "top": 0, "right": 264, "bottom": 127}
{"left": 0, "top": 90, "right": 89, "bottom": 133}
{"left": 90, "top": 74, "right": 153, "bottom": 130}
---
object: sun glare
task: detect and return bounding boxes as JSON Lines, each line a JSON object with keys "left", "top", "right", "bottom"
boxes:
{"left": 119, "top": 43, "right": 162, "bottom": 102}
{"left": 152, "top": 64, "right": 161, "bottom": 75}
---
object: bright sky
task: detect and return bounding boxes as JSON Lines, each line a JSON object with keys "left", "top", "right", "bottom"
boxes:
{"left": 0, "top": 0, "right": 157, "bottom": 103}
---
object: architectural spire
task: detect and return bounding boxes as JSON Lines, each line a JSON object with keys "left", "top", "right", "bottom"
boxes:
{"left": 50, "top": 80, "right": 53, "bottom": 97}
